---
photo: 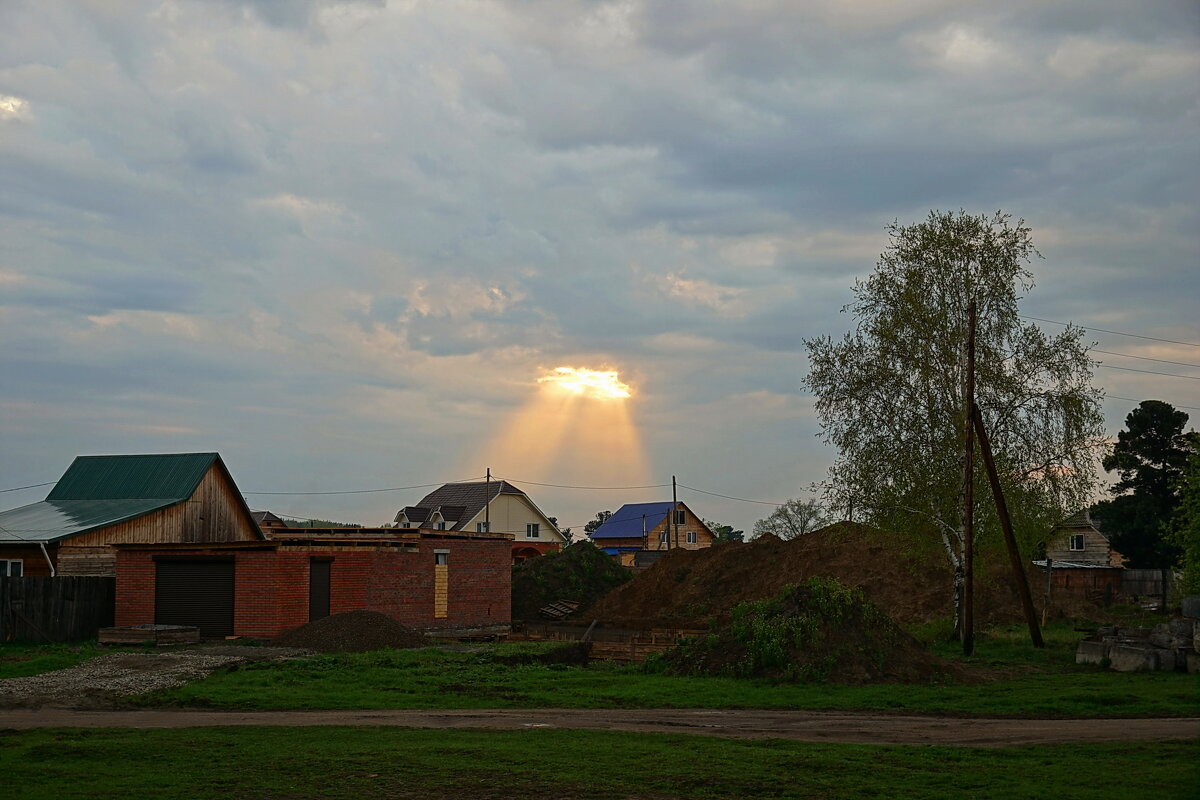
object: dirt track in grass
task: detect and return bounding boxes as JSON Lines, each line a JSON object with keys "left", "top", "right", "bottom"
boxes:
{"left": 1, "top": 708, "right": 1196, "bottom": 747}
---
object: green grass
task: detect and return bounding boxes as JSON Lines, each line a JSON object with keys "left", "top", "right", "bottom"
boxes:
{"left": 0, "top": 726, "right": 1195, "bottom": 800}
{"left": 0, "top": 642, "right": 114, "bottom": 679}
{"left": 136, "top": 624, "right": 1200, "bottom": 717}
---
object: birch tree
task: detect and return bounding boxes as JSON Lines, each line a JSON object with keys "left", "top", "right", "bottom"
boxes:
{"left": 804, "top": 211, "right": 1103, "bottom": 634}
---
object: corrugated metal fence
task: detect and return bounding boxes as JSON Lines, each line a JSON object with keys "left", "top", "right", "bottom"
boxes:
{"left": 0, "top": 577, "right": 115, "bottom": 643}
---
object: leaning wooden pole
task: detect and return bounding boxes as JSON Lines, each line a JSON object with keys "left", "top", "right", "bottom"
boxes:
{"left": 962, "top": 300, "right": 976, "bottom": 656}
{"left": 972, "top": 401, "right": 1045, "bottom": 648}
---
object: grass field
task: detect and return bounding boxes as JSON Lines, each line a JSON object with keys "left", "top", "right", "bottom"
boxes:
{"left": 0, "top": 643, "right": 117, "bottom": 679}
{"left": 0, "top": 726, "right": 1195, "bottom": 800}
{"left": 122, "top": 622, "right": 1199, "bottom": 717}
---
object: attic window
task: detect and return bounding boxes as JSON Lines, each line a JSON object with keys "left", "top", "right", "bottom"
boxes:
{"left": 526, "top": 523, "right": 540, "bottom": 539}
{"left": 436, "top": 521, "right": 447, "bottom": 531}
{"left": 686, "top": 531, "right": 697, "bottom": 545}
{"left": 1069, "top": 534, "right": 1085, "bottom": 551}
{"left": 477, "top": 522, "right": 489, "bottom": 533}
{"left": 675, "top": 509, "right": 686, "bottom": 525}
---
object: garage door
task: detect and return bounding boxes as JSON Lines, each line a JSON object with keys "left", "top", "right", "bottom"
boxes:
{"left": 155, "top": 560, "right": 234, "bottom": 638}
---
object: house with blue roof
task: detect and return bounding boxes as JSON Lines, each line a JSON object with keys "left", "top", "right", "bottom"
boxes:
{"left": 588, "top": 501, "right": 714, "bottom": 566}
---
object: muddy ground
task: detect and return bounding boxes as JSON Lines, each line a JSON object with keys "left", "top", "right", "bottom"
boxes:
{"left": 0, "top": 708, "right": 1195, "bottom": 747}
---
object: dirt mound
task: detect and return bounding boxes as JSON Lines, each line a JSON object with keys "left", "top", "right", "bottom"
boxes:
{"left": 512, "top": 541, "right": 632, "bottom": 621}
{"left": 652, "top": 578, "right": 964, "bottom": 684}
{"left": 588, "top": 522, "right": 1095, "bottom": 629}
{"left": 271, "top": 611, "right": 430, "bottom": 653}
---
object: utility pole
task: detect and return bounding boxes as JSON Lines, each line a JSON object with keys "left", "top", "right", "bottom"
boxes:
{"left": 485, "top": 467, "right": 490, "bottom": 533}
{"left": 672, "top": 475, "right": 679, "bottom": 550}
{"left": 972, "top": 402, "right": 1044, "bottom": 648}
{"left": 962, "top": 300, "right": 976, "bottom": 656}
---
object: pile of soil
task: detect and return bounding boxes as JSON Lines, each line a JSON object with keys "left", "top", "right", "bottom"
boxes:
{"left": 271, "top": 610, "right": 430, "bottom": 653}
{"left": 511, "top": 541, "right": 633, "bottom": 620}
{"left": 653, "top": 578, "right": 966, "bottom": 684}
{"left": 587, "top": 522, "right": 1098, "bottom": 630}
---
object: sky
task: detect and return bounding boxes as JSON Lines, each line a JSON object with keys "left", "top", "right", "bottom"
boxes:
{"left": 1, "top": 0, "right": 1198, "bottom": 534}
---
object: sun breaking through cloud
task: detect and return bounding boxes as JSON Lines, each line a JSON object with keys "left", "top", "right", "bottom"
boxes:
{"left": 538, "top": 367, "right": 632, "bottom": 401}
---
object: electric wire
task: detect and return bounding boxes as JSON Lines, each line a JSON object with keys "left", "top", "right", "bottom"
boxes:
{"left": 1021, "top": 315, "right": 1200, "bottom": 348}
{"left": 1104, "top": 395, "right": 1200, "bottom": 412}
{"left": 1096, "top": 364, "right": 1200, "bottom": 381}
{"left": 499, "top": 477, "right": 671, "bottom": 491}
{"left": 0, "top": 481, "right": 55, "bottom": 493}
{"left": 676, "top": 483, "right": 787, "bottom": 507}
{"left": 1092, "top": 349, "right": 1200, "bottom": 369}
{"left": 242, "top": 477, "right": 484, "bottom": 496}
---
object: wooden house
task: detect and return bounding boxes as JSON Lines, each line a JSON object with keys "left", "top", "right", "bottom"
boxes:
{"left": 1044, "top": 510, "right": 1126, "bottom": 567}
{"left": 0, "top": 453, "right": 262, "bottom": 577}
{"left": 588, "top": 501, "right": 714, "bottom": 566}
{"left": 396, "top": 480, "right": 565, "bottom": 562}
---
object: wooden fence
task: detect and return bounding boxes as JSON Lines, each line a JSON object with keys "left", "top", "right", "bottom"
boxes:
{"left": 1120, "top": 569, "right": 1173, "bottom": 599}
{"left": 0, "top": 577, "right": 115, "bottom": 643}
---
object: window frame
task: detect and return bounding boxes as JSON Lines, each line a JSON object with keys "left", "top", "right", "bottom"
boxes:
{"left": 686, "top": 530, "right": 697, "bottom": 544}
{"left": 1069, "top": 533, "right": 1085, "bottom": 551}
{"left": 526, "top": 523, "right": 540, "bottom": 539}
{"left": 476, "top": 522, "right": 489, "bottom": 533}
{"left": 1, "top": 559, "right": 23, "bottom": 577}
{"left": 674, "top": 509, "right": 686, "bottom": 525}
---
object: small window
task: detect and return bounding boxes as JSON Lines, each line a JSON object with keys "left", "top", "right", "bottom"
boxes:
{"left": 1069, "top": 534, "right": 1085, "bottom": 551}
{"left": 526, "top": 523, "right": 540, "bottom": 539}
{"left": 436, "top": 521, "right": 447, "bottom": 531}
{"left": 675, "top": 509, "right": 686, "bottom": 525}
{"left": 476, "top": 522, "right": 489, "bottom": 533}
{"left": 1, "top": 560, "right": 22, "bottom": 577}
{"left": 659, "top": 531, "right": 668, "bottom": 545}
{"left": 435, "top": 552, "right": 448, "bottom": 566}
{"left": 686, "top": 531, "right": 697, "bottom": 544}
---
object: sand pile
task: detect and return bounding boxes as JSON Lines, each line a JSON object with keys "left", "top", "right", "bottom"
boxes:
{"left": 271, "top": 610, "right": 430, "bottom": 653}
{"left": 512, "top": 541, "right": 632, "bottom": 621}
{"left": 588, "top": 522, "right": 1091, "bottom": 629}
{"left": 652, "top": 578, "right": 964, "bottom": 684}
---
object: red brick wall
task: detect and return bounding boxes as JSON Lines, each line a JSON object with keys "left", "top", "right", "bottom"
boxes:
{"left": 115, "top": 537, "right": 511, "bottom": 638}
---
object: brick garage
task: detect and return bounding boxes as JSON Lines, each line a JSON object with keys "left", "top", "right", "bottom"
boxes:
{"left": 114, "top": 530, "right": 511, "bottom": 639}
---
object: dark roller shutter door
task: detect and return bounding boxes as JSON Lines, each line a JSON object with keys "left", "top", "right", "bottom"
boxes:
{"left": 155, "top": 560, "right": 234, "bottom": 638}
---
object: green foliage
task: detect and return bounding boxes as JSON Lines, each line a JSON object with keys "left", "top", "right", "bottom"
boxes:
{"left": 583, "top": 510, "right": 612, "bottom": 534}
{"left": 280, "top": 517, "right": 363, "bottom": 528}
{"left": 805, "top": 210, "right": 1103, "bottom": 628}
{"left": 1167, "top": 449, "right": 1200, "bottom": 594}
{"left": 1092, "top": 401, "right": 1197, "bottom": 568}
{"left": 1, "top": 726, "right": 1195, "bottom": 800}
{"left": 705, "top": 518, "right": 746, "bottom": 542}
{"left": 651, "top": 579, "right": 909, "bottom": 683}
{"left": 751, "top": 497, "right": 829, "bottom": 540}
{"left": 510, "top": 540, "right": 631, "bottom": 620}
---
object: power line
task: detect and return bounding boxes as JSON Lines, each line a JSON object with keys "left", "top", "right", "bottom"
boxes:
{"left": 1105, "top": 395, "right": 1200, "bottom": 412}
{"left": 1021, "top": 315, "right": 1200, "bottom": 348}
{"left": 243, "top": 477, "right": 483, "bottom": 496}
{"left": 676, "top": 483, "right": 785, "bottom": 507}
{"left": 1097, "top": 364, "right": 1200, "bottom": 381}
{"left": 500, "top": 477, "right": 671, "bottom": 491}
{"left": 1093, "top": 349, "right": 1200, "bottom": 369}
{"left": 0, "top": 481, "right": 55, "bottom": 494}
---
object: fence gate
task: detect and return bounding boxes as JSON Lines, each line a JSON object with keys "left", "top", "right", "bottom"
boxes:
{"left": 0, "top": 577, "right": 116, "bottom": 643}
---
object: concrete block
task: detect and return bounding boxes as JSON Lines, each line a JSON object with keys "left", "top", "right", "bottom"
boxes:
{"left": 1108, "top": 645, "right": 1156, "bottom": 672}
{"left": 1187, "top": 652, "right": 1200, "bottom": 675}
{"left": 1075, "top": 640, "right": 1109, "bottom": 666}
{"left": 1180, "top": 596, "right": 1200, "bottom": 619}
{"left": 1152, "top": 648, "right": 1179, "bottom": 672}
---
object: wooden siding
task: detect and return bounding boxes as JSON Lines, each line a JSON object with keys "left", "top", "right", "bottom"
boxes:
{"left": 56, "top": 465, "right": 259, "bottom": 577}
{"left": 1045, "top": 525, "right": 1116, "bottom": 566}
{"left": 646, "top": 504, "right": 715, "bottom": 551}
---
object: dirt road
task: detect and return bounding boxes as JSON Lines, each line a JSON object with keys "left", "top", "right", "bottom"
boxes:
{"left": 1, "top": 708, "right": 1195, "bottom": 747}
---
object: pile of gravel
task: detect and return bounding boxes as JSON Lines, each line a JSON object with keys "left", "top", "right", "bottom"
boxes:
{"left": 271, "top": 610, "right": 430, "bottom": 653}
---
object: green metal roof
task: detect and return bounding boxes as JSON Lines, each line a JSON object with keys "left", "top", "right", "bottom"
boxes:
{"left": 46, "top": 453, "right": 219, "bottom": 501}
{"left": 0, "top": 498, "right": 180, "bottom": 544}
{"left": 0, "top": 452, "right": 230, "bottom": 544}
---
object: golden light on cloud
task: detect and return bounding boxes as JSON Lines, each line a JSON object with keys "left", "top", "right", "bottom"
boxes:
{"left": 464, "top": 364, "right": 649, "bottom": 491}
{"left": 538, "top": 367, "right": 632, "bottom": 400}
